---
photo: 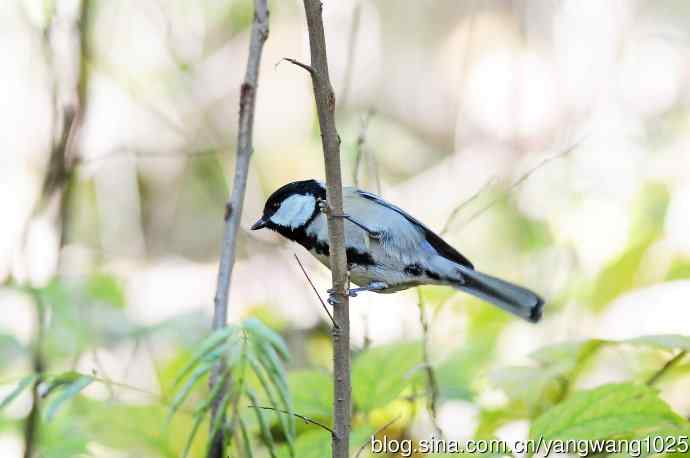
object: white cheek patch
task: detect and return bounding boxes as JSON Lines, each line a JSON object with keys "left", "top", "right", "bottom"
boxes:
{"left": 270, "top": 194, "right": 316, "bottom": 228}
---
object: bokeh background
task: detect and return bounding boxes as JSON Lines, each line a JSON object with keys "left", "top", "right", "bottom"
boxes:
{"left": 2, "top": 0, "right": 690, "bottom": 456}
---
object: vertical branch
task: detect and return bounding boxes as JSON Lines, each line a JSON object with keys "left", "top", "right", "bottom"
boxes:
{"left": 297, "top": 1, "right": 351, "bottom": 456}
{"left": 208, "top": 1, "right": 269, "bottom": 457}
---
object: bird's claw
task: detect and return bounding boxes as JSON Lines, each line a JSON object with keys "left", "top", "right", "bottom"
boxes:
{"left": 326, "top": 288, "right": 358, "bottom": 302}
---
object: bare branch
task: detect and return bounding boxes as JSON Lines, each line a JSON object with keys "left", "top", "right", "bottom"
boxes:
{"left": 293, "top": 254, "right": 337, "bottom": 328}
{"left": 440, "top": 177, "right": 496, "bottom": 236}
{"left": 458, "top": 139, "right": 581, "bottom": 229}
{"left": 338, "top": 2, "right": 362, "bottom": 109}
{"left": 248, "top": 405, "right": 335, "bottom": 435}
{"left": 353, "top": 109, "right": 375, "bottom": 189}
{"left": 278, "top": 57, "right": 315, "bottom": 75}
{"left": 208, "top": 1, "right": 269, "bottom": 457}
{"left": 354, "top": 415, "right": 402, "bottom": 458}
{"left": 298, "top": 1, "right": 351, "bottom": 456}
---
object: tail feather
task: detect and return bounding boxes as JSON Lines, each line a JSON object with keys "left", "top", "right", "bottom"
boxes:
{"left": 454, "top": 267, "right": 543, "bottom": 323}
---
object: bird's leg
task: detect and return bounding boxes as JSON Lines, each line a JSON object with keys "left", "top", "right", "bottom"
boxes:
{"left": 317, "top": 198, "right": 382, "bottom": 239}
{"left": 327, "top": 281, "right": 388, "bottom": 304}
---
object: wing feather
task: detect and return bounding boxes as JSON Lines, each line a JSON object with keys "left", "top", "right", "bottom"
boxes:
{"left": 353, "top": 189, "right": 474, "bottom": 269}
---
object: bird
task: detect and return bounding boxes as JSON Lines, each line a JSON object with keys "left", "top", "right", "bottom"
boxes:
{"left": 251, "top": 179, "right": 543, "bottom": 323}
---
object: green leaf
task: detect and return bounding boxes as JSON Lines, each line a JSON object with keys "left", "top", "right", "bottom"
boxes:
{"left": 530, "top": 383, "right": 686, "bottom": 442}
{"left": 247, "top": 353, "right": 295, "bottom": 456}
{"left": 238, "top": 416, "right": 254, "bottom": 458}
{"left": 166, "top": 361, "right": 213, "bottom": 426}
{"left": 623, "top": 335, "right": 690, "bottom": 352}
{"left": 182, "top": 411, "right": 206, "bottom": 458}
{"left": 244, "top": 317, "right": 290, "bottom": 360}
{"left": 40, "top": 371, "right": 84, "bottom": 398}
{"left": 352, "top": 343, "right": 422, "bottom": 411}
{"left": 172, "top": 326, "right": 235, "bottom": 389}
{"left": 0, "top": 374, "right": 38, "bottom": 410}
{"left": 0, "top": 333, "right": 25, "bottom": 364}
{"left": 530, "top": 339, "right": 607, "bottom": 379}
{"left": 247, "top": 389, "right": 277, "bottom": 458}
{"left": 86, "top": 272, "right": 126, "bottom": 308}
{"left": 276, "top": 427, "right": 372, "bottom": 458}
{"left": 589, "top": 240, "right": 653, "bottom": 311}
{"left": 44, "top": 375, "right": 93, "bottom": 421}
{"left": 288, "top": 370, "right": 332, "bottom": 420}
{"left": 665, "top": 257, "right": 690, "bottom": 281}
{"left": 436, "top": 345, "right": 488, "bottom": 401}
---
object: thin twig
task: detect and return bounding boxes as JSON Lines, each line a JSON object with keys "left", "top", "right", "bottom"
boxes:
{"left": 647, "top": 351, "right": 687, "bottom": 386}
{"left": 299, "top": 1, "right": 351, "bottom": 456}
{"left": 293, "top": 254, "right": 337, "bottom": 328}
{"left": 353, "top": 109, "right": 375, "bottom": 189}
{"left": 208, "top": 1, "right": 269, "bottom": 457}
{"left": 440, "top": 176, "right": 496, "bottom": 236}
{"left": 247, "top": 405, "right": 335, "bottom": 435}
{"left": 338, "top": 1, "right": 362, "bottom": 110}
{"left": 416, "top": 289, "right": 442, "bottom": 437}
{"left": 458, "top": 138, "right": 583, "bottom": 230}
{"left": 278, "top": 57, "right": 315, "bottom": 75}
{"left": 354, "top": 415, "right": 402, "bottom": 458}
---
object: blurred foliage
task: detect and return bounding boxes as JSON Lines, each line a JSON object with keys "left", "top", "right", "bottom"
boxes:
{"left": 3, "top": 0, "right": 690, "bottom": 457}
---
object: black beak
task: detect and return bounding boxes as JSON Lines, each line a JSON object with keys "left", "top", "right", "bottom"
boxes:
{"left": 250, "top": 218, "right": 266, "bottom": 230}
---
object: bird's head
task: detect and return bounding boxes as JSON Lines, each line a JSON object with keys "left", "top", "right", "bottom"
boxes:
{"left": 251, "top": 179, "right": 326, "bottom": 233}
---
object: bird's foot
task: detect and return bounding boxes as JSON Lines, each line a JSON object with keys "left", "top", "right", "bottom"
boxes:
{"left": 326, "top": 282, "right": 388, "bottom": 303}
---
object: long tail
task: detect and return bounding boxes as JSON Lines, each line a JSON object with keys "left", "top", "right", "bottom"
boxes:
{"left": 453, "top": 266, "right": 544, "bottom": 323}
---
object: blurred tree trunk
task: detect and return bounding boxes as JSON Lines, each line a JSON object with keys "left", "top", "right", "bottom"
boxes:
{"left": 23, "top": 1, "right": 89, "bottom": 456}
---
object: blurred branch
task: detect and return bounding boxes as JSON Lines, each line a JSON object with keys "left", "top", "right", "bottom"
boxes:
{"left": 338, "top": 1, "right": 362, "bottom": 109}
{"left": 208, "top": 1, "right": 269, "bottom": 457}
{"left": 293, "top": 1, "right": 351, "bottom": 456}
{"left": 353, "top": 109, "right": 376, "bottom": 190}
{"left": 458, "top": 139, "right": 582, "bottom": 229}
{"left": 354, "top": 415, "right": 401, "bottom": 458}
{"left": 440, "top": 177, "right": 496, "bottom": 236}
{"left": 248, "top": 405, "right": 334, "bottom": 434}
{"left": 23, "top": 293, "right": 44, "bottom": 458}
{"left": 293, "top": 254, "right": 337, "bottom": 328}
{"left": 23, "top": 1, "right": 91, "bottom": 456}
{"left": 415, "top": 290, "right": 442, "bottom": 437}
{"left": 647, "top": 351, "right": 687, "bottom": 386}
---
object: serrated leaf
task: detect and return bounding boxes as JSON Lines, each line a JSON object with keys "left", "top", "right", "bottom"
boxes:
{"left": 0, "top": 374, "right": 38, "bottom": 410}
{"left": 44, "top": 375, "right": 93, "bottom": 421}
{"left": 352, "top": 343, "right": 422, "bottom": 411}
{"left": 530, "top": 383, "right": 686, "bottom": 442}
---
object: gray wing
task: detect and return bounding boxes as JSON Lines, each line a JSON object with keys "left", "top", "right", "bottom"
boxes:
{"left": 353, "top": 189, "right": 474, "bottom": 269}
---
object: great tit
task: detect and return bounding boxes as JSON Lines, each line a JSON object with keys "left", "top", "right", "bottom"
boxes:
{"left": 251, "top": 179, "right": 543, "bottom": 323}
